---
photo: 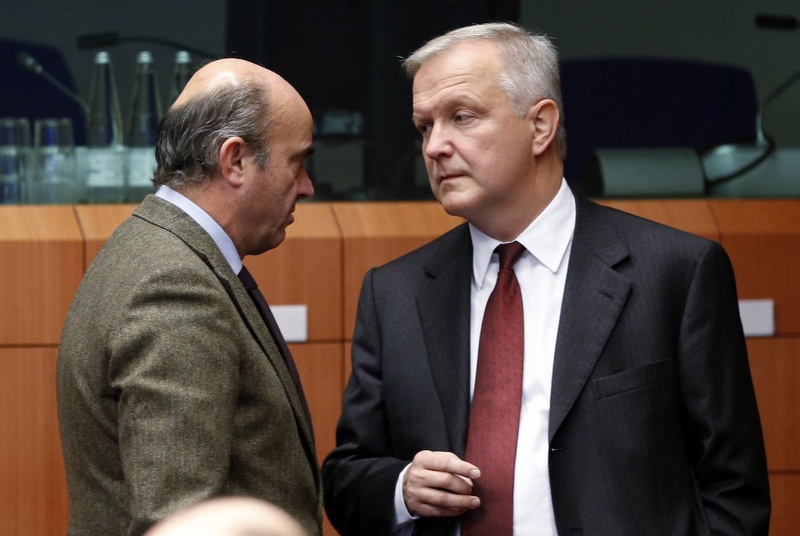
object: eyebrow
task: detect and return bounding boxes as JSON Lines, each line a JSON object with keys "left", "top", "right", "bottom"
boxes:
{"left": 411, "top": 89, "right": 481, "bottom": 123}
{"left": 411, "top": 106, "right": 435, "bottom": 125}
{"left": 296, "top": 144, "right": 315, "bottom": 160}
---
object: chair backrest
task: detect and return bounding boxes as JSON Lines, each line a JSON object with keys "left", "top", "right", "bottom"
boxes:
{"left": 0, "top": 38, "right": 87, "bottom": 145}
{"left": 559, "top": 57, "right": 758, "bottom": 194}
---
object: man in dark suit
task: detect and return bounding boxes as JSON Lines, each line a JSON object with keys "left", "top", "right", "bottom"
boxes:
{"left": 57, "top": 58, "right": 321, "bottom": 535}
{"left": 322, "top": 22, "right": 770, "bottom": 535}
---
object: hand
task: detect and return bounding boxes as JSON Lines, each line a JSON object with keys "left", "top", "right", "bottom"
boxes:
{"left": 403, "top": 450, "right": 481, "bottom": 518}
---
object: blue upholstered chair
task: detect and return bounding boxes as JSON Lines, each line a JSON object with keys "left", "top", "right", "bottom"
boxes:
{"left": 1, "top": 38, "right": 87, "bottom": 145}
{"left": 559, "top": 57, "right": 759, "bottom": 195}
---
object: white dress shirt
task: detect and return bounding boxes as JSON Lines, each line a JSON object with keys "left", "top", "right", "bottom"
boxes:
{"left": 155, "top": 185, "right": 242, "bottom": 274}
{"left": 394, "top": 178, "right": 576, "bottom": 536}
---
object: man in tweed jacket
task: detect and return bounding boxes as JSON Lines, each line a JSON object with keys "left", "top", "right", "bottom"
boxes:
{"left": 57, "top": 58, "right": 321, "bottom": 536}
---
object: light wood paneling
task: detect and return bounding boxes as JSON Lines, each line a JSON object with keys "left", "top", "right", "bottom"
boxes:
{"left": 248, "top": 203, "right": 342, "bottom": 342}
{"left": 2, "top": 198, "right": 797, "bottom": 536}
{"left": 0, "top": 347, "right": 68, "bottom": 535}
{"left": 710, "top": 200, "right": 800, "bottom": 335}
{"left": 332, "top": 201, "right": 463, "bottom": 340}
{"left": 343, "top": 342, "right": 352, "bottom": 393}
{"left": 291, "top": 342, "right": 345, "bottom": 536}
{"left": 291, "top": 342, "right": 345, "bottom": 465}
{"left": 74, "top": 204, "right": 136, "bottom": 267}
{"left": 747, "top": 337, "right": 800, "bottom": 471}
{"left": 767, "top": 472, "right": 800, "bottom": 536}
{"left": 0, "top": 206, "right": 83, "bottom": 345}
{"left": 597, "top": 199, "right": 720, "bottom": 241}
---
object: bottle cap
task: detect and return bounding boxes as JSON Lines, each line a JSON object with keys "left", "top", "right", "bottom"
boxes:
{"left": 137, "top": 50, "right": 153, "bottom": 64}
{"left": 95, "top": 51, "right": 111, "bottom": 64}
{"left": 175, "top": 50, "right": 192, "bottom": 64}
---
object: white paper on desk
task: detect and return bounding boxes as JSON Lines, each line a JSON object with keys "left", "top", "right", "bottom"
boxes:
{"left": 271, "top": 305, "right": 308, "bottom": 342}
{"left": 738, "top": 299, "right": 775, "bottom": 337}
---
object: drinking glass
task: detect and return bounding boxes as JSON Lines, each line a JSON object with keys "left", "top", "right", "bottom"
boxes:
{"left": 32, "top": 118, "right": 78, "bottom": 204}
{"left": 0, "top": 117, "right": 31, "bottom": 204}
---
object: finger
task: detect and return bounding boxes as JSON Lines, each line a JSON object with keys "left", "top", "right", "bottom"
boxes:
{"left": 404, "top": 484, "right": 481, "bottom": 518}
{"left": 406, "top": 463, "right": 474, "bottom": 495}
{"left": 414, "top": 450, "right": 481, "bottom": 480}
{"left": 404, "top": 451, "right": 482, "bottom": 518}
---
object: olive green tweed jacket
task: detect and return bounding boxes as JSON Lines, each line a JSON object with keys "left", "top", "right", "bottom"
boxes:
{"left": 57, "top": 195, "right": 322, "bottom": 536}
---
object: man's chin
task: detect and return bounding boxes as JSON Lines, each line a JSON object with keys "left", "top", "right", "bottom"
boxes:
{"left": 251, "top": 231, "right": 286, "bottom": 256}
{"left": 437, "top": 191, "right": 475, "bottom": 220}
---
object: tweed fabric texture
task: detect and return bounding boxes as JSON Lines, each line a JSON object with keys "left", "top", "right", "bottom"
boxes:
{"left": 57, "top": 196, "right": 322, "bottom": 536}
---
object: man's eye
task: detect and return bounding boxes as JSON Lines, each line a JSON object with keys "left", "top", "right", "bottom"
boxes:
{"left": 416, "top": 123, "right": 431, "bottom": 134}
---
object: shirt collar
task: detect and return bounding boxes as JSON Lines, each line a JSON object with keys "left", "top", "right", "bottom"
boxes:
{"left": 155, "top": 185, "right": 243, "bottom": 274}
{"left": 470, "top": 178, "right": 576, "bottom": 289}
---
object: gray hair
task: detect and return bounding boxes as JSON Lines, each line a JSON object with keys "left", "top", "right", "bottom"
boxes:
{"left": 402, "top": 22, "right": 567, "bottom": 159}
{"left": 154, "top": 79, "right": 272, "bottom": 188}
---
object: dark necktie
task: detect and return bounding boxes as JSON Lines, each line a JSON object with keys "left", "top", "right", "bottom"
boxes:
{"left": 462, "top": 241, "right": 526, "bottom": 536}
{"left": 238, "top": 266, "right": 314, "bottom": 444}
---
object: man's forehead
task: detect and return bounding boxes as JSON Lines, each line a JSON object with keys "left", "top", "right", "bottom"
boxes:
{"left": 412, "top": 76, "right": 485, "bottom": 116}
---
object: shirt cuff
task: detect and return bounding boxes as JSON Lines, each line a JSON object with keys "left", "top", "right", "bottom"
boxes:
{"left": 394, "top": 463, "right": 420, "bottom": 529}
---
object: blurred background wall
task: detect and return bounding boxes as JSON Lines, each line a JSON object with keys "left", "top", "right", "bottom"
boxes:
{"left": 0, "top": 0, "right": 226, "bottom": 111}
{"left": 1, "top": 0, "right": 798, "bottom": 196}
{"left": 520, "top": 0, "right": 800, "bottom": 150}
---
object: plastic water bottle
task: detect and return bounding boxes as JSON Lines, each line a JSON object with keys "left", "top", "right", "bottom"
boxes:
{"left": 85, "top": 51, "right": 125, "bottom": 203}
{"left": 126, "top": 51, "right": 162, "bottom": 202}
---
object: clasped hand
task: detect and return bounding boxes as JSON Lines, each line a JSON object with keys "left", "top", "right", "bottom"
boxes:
{"left": 403, "top": 450, "right": 482, "bottom": 517}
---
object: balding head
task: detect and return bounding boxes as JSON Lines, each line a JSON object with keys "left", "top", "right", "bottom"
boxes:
{"left": 153, "top": 58, "right": 304, "bottom": 190}
{"left": 172, "top": 58, "right": 292, "bottom": 110}
{"left": 145, "top": 497, "right": 308, "bottom": 536}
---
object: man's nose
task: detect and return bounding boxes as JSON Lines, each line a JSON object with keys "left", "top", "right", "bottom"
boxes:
{"left": 424, "top": 123, "right": 453, "bottom": 160}
{"left": 298, "top": 168, "right": 314, "bottom": 199}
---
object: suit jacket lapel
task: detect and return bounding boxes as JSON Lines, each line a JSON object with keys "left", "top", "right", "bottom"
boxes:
{"left": 549, "top": 198, "right": 632, "bottom": 439}
{"left": 131, "top": 196, "right": 319, "bottom": 471}
{"left": 417, "top": 224, "right": 473, "bottom": 458}
{"left": 412, "top": 211, "right": 630, "bottom": 452}
{"left": 229, "top": 276, "right": 318, "bottom": 465}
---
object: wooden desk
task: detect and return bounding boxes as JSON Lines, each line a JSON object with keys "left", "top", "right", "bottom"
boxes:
{"left": 0, "top": 206, "right": 83, "bottom": 345}
{"left": 331, "top": 201, "right": 463, "bottom": 342}
{"left": 1, "top": 198, "right": 797, "bottom": 535}
{"left": 710, "top": 199, "right": 800, "bottom": 335}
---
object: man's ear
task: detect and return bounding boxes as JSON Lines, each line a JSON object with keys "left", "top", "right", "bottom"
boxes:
{"left": 218, "top": 136, "right": 248, "bottom": 187}
{"left": 527, "top": 99, "right": 560, "bottom": 156}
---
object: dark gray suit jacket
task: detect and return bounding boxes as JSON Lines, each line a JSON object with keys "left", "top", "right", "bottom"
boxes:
{"left": 57, "top": 195, "right": 322, "bottom": 536}
{"left": 322, "top": 196, "right": 770, "bottom": 535}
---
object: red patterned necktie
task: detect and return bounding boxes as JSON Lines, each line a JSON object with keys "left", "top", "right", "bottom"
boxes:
{"left": 462, "top": 241, "right": 526, "bottom": 536}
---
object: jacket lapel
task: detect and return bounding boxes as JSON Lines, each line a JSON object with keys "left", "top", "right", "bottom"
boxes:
{"left": 417, "top": 224, "right": 473, "bottom": 458}
{"left": 228, "top": 274, "right": 319, "bottom": 466}
{"left": 132, "top": 196, "right": 319, "bottom": 473}
{"left": 549, "top": 198, "right": 632, "bottom": 439}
